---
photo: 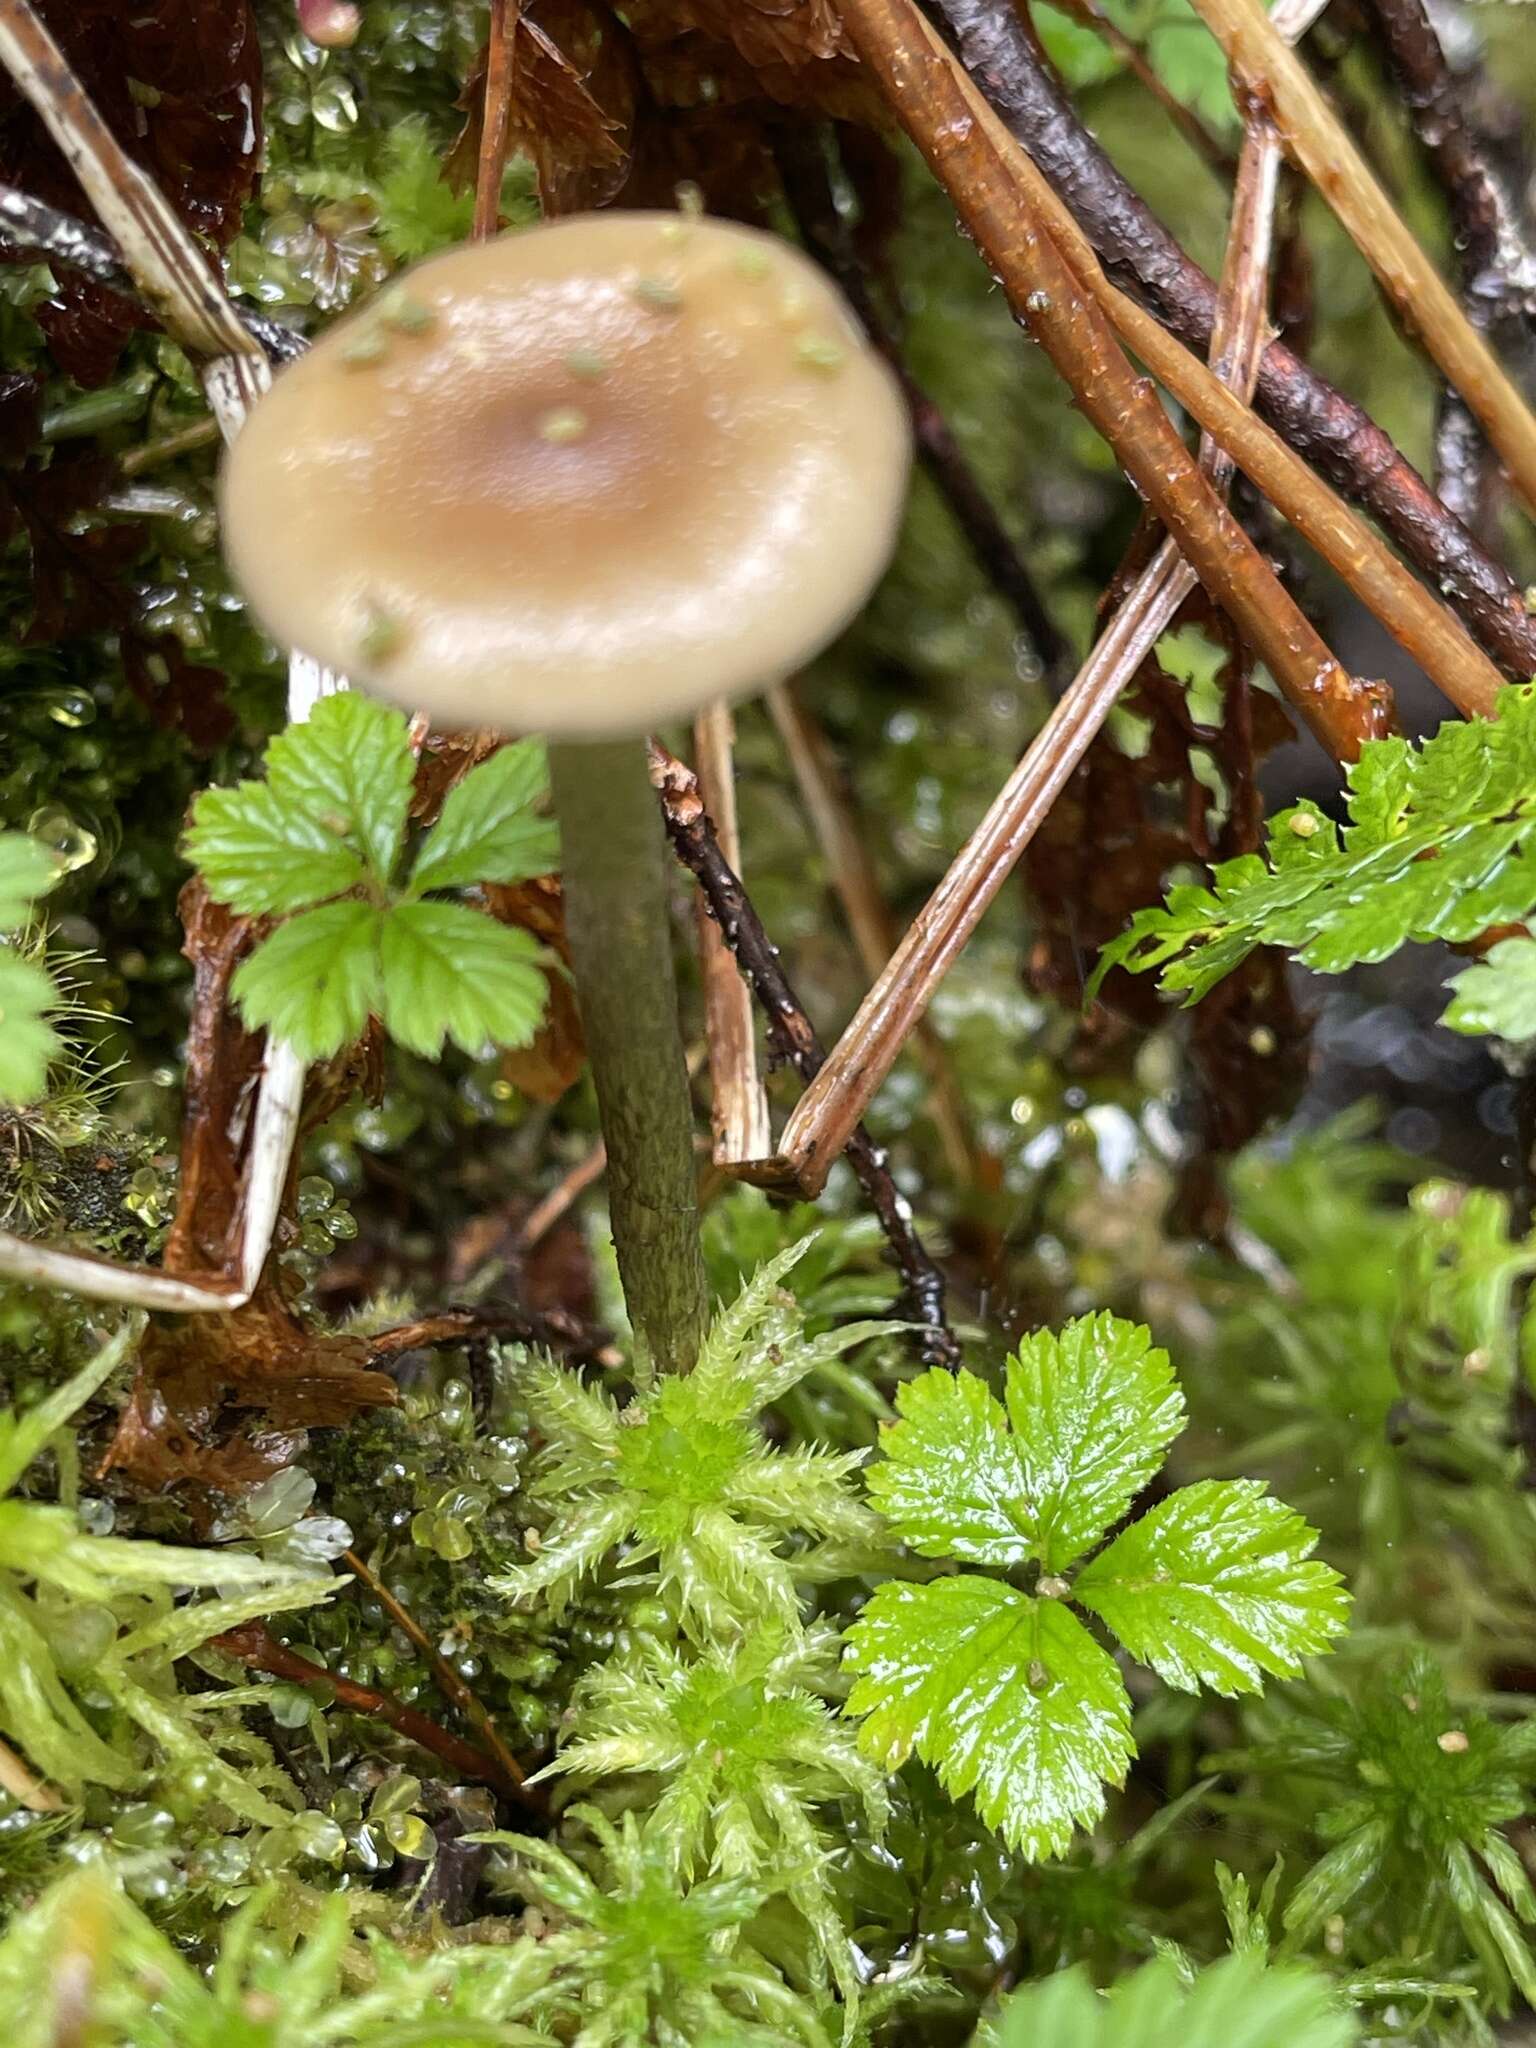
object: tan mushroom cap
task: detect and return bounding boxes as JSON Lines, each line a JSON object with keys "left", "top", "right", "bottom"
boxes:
{"left": 219, "top": 211, "right": 912, "bottom": 737}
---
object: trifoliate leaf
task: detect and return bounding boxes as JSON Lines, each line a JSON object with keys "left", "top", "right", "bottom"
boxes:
{"left": 407, "top": 739, "right": 558, "bottom": 895}
{"left": 1004, "top": 1314, "right": 1184, "bottom": 1570}
{"left": 866, "top": 1316, "right": 1181, "bottom": 1572}
{"left": 1074, "top": 1478, "right": 1350, "bottom": 1695}
{"left": 0, "top": 833, "right": 59, "bottom": 931}
{"left": 183, "top": 779, "right": 368, "bottom": 914}
{"left": 1093, "top": 682, "right": 1536, "bottom": 1008}
{"left": 230, "top": 900, "right": 382, "bottom": 1059}
{"left": 990, "top": 1953, "right": 1356, "bottom": 2048}
{"left": 1444, "top": 936, "right": 1536, "bottom": 1041}
{"left": 377, "top": 901, "right": 550, "bottom": 1058}
{"left": 0, "top": 948, "right": 62, "bottom": 1106}
{"left": 844, "top": 1577, "right": 1132, "bottom": 1860}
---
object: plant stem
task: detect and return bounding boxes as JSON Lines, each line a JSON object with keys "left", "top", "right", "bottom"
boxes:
{"left": 548, "top": 737, "right": 709, "bottom": 1377}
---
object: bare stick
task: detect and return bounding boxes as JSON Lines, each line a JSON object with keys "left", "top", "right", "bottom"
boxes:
{"left": 0, "top": 0, "right": 345, "bottom": 1313}
{"left": 765, "top": 681, "right": 985, "bottom": 1188}
{"left": 650, "top": 744, "right": 959, "bottom": 1366}
{"left": 0, "top": 1733, "right": 63, "bottom": 1813}
{"left": 934, "top": 0, "right": 1536, "bottom": 680}
{"left": 692, "top": 703, "right": 772, "bottom": 1165}
{"left": 770, "top": 57, "right": 1293, "bottom": 1197}
{"left": 474, "top": 0, "right": 514, "bottom": 241}
{"left": 212, "top": 1623, "right": 538, "bottom": 1808}
{"left": 1181, "top": 0, "right": 1536, "bottom": 516}
{"left": 342, "top": 1548, "right": 528, "bottom": 1793}
{"left": 516, "top": 1140, "right": 609, "bottom": 1252}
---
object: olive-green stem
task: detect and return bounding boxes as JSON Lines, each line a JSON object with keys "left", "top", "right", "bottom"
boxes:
{"left": 549, "top": 736, "right": 710, "bottom": 1376}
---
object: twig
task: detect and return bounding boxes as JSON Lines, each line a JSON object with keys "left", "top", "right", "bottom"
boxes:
{"left": 692, "top": 703, "right": 772, "bottom": 1165}
{"left": 764, "top": 680, "right": 988, "bottom": 1190}
{"left": 0, "top": 180, "right": 305, "bottom": 362}
{"left": 0, "top": 1732, "right": 63, "bottom": 1812}
{"left": 474, "top": 0, "right": 515, "bottom": 240}
{"left": 879, "top": 0, "right": 1503, "bottom": 725}
{"left": 362, "top": 1304, "right": 611, "bottom": 1368}
{"left": 341, "top": 1549, "right": 528, "bottom": 1794}
{"left": 1182, "top": 0, "right": 1536, "bottom": 516}
{"left": 765, "top": 82, "right": 1290, "bottom": 1197}
{"left": 211, "top": 1623, "right": 537, "bottom": 1807}
{"left": 517, "top": 1141, "right": 609, "bottom": 1252}
{"left": 650, "top": 743, "right": 959, "bottom": 1367}
{"left": 837, "top": 0, "right": 1411, "bottom": 760}
{"left": 774, "top": 126, "right": 1072, "bottom": 687}
{"left": 0, "top": 0, "right": 345, "bottom": 1316}
{"left": 934, "top": 0, "right": 1536, "bottom": 681}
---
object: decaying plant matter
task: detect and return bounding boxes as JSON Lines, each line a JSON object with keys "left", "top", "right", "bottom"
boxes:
{"left": 0, "top": 0, "right": 1535, "bottom": 2043}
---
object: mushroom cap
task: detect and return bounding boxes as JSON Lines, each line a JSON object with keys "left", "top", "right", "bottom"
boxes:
{"left": 219, "top": 212, "right": 912, "bottom": 738}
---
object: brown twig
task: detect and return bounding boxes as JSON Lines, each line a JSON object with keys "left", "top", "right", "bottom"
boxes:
{"left": 649, "top": 743, "right": 959, "bottom": 1367}
{"left": 764, "top": 85, "right": 1291, "bottom": 1198}
{"left": 211, "top": 1623, "right": 538, "bottom": 1807}
{"left": 341, "top": 1549, "right": 529, "bottom": 1795}
{"left": 933, "top": 0, "right": 1536, "bottom": 681}
{"left": 362, "top": 1304, "right": 611, "bottom": 1368}
{"left": 774, "top": 125, "right": 1072, "bottom": 687}
{"left": 516, "top": 1141, "right": 609, "bottom": 1252}
{"left": 0, "top": 1733, "right": 63, "bottom": 1812}
{"left": 765, "top": 680, "right": 990, "bottom": 1191}
{"left": 474, "top": 0, "right": 515, "bottom": 241}
{"left": 1183, "top": 0, "right": 1536, "bottom": 515}
{"left": 692, "top": 703, "right": 773, "bottom": 1165}
{"left": 836, "top": 0, "right": 1402, "bottom": 760}
{"left": 877, "top": 0, "right": 1503, "bottom": 725}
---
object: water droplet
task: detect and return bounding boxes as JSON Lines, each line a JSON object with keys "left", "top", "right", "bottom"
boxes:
{"left": 27, "top": 803, "right": 96, "bottom": 872}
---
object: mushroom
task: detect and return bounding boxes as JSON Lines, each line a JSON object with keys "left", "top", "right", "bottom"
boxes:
{"left": 218, "top": 209, "right": 912, "bottom": 1375}
{"left": 219, "top": 210, "right": 911, "bottom": 736}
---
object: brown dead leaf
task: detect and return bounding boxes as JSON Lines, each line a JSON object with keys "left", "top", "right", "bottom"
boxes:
{"left": 485, "top": 877, "right": 586, "bottom": 1103}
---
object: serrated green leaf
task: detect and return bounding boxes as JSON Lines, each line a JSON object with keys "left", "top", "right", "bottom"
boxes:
{"left": 1075, "top": 1478, "right": 1350, "bottom": 1695}
{"left": 264, "top": 692, "right": 415, "bottom": 881}
{"left": 184, "top": 779, "right": 367, "bottom": 915}
{"left": 1094, "top": 683, "right": 1536, "bottom": 1014}
{"left": 0, "top": 833, "right": 58, "bottom": 930}
{"left": 865, "top": 1368, "right": 1035, "bottom": 1564}
{"left": 865, "top": 1317, "right": 1182, "bottom": 1573}
{"left": 1444, "top": 936, "right": 1536, "bottom": 1040}
{"left": 377, "top": 901, "right": 550, "bottom": 1058}
{"left": 1004, "top": 1314, "right": 1185, "bottom": 1569}
{"left": 231, "top": 900, "right": 383, "bottom": 1059}
{"left": 844, "top": 1577, "right": 1132, "bottom": 1860}
{"left": 0, "top": 947, "right": 62, "bottom": 1106}
{"left": 407, "top": 740, "right": 558, "bottom": 895}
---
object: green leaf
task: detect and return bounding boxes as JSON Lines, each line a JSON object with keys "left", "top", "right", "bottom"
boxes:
{"left": 844, "top": 1577, "right": 1132, "bottom": 1860}
{"left": 407, "top": 740, "right": 558, "bottom": 895}
{"left": 0, "top": 947, "right": 62, "bottom": 1106}
{"left": 1004, "top": 1314, "right": 1185, "bottom": 1570}
{"left": 1092, "top": 683, "right": 1536, "bottom": 1012}
{"left": 231, "top": 900, "right": 383, "bottom": 1059}
{"left": 184, "top": 779, "right": 367, "bottom": 915}
{"left": 1444, "top": 936, "right": 1536, "bottom": 1040}
{"left": 0, "top": 833, "right": 58, "bottom": 930}
{"left": 377, "top": 901, "right": 550, "bottom": 1058}
{"left": 187, "top": 693, "right": 416, "bottom": 914}
{"left": 1075, "top": 1478, "right": 1350, "bottom": 1695}
{"left": 264, "top": 692, "right": 415, "bottom": 882}
{"left": 866, "top": 1316, "right": 1182, "bottom": 1573}
{"left": 991, "top": 1954, "right": 1356, "bottom": 2048}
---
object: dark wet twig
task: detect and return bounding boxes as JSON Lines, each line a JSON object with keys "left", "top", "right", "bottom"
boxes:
{"left": 1359, "top": 0, "right": 1536, "bottom": 533}
{"left": 649, "top": 741, "right": 960, "bottom": 1368}
{"left": 212, "top": 1622, "right": 541, "bottom": 1808}
{"left": 774, "top": 124, "right": 1072, "bottom": 689}
{"left": 932, "top": 0, "right": 1536, "bottom": 683}
{"left": 362, "top": 1304, "right": 611, "bottom": 1371}
{"left": 0, "top": 179, "right": 305, "bottom": 362}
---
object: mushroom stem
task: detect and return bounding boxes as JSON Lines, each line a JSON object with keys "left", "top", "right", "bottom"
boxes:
{"left": 548, "top": 736, "right": 711, "bottom": 1378}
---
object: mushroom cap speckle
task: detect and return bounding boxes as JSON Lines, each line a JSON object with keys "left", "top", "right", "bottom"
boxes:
{"left": 219, "top": 212, "right": 912, "bottom": 737}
